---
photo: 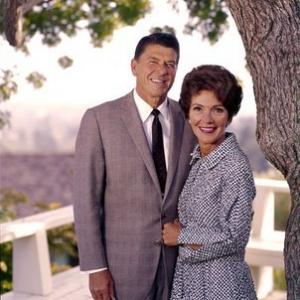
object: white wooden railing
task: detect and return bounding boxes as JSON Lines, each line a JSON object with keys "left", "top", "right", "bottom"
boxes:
{"left": 247, "top": 178, "right": 288, "bottom": 298}
{"left": 0, "top": 205, "right": 74, "bottom": 296}
{"left": 0, "top": 178, "right": 289, "bottom": 299}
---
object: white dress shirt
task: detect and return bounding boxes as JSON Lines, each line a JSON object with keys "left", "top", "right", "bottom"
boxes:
{"left": 133, "top": 89, "right": 171, "bottom": 169}
{"left": 85, "top": 90, "right": 171, "bottom": 274}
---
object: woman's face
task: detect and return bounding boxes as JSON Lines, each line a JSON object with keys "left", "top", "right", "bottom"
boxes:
{"left": 188, "top": 90, "right": 229, "bottom": 155}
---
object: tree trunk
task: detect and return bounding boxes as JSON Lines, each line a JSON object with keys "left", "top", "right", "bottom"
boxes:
{"left": 225, "top": 0, "right": 300, "bottom": 298}
{"left": 3, "top": 0, "right": 43, "bottom": 47}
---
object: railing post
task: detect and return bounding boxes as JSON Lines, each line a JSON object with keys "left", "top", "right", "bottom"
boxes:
{"left": 12, "top": 222, "right": 52, "bottom": 295}
{"left": 251, "top": 184, "right": 275, "bottom": 299}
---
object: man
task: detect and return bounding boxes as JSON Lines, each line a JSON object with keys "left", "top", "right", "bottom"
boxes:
{"left": 73, "top": 32, "right": 195, "bottom": 300}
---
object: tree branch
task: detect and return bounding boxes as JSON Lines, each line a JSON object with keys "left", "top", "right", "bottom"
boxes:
{"left": 3, "top": 0, "right": 44, "bottom": 47}
{"left": 22, "top": 0, "right": 44, "bottom": 14}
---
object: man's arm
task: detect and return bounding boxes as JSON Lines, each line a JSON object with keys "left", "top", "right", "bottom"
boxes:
{"left": 73, "top": 109, "right": 114, "bottom": 298}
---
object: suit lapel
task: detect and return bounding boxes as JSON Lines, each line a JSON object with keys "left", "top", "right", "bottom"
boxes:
{"left": 120, "top": 92, "right": 161, "bottom": 193}
{"left": 163, "top": 99, "right": 184, "bottom": 201}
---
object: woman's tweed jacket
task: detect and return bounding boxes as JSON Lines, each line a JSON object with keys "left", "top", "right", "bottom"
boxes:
{"left": 171, "top": 133, "right": 257, "bottom": 300}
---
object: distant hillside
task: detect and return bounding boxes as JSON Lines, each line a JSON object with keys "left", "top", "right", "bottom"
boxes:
{"left": 0, "top": 107, "right": 270, "bottom": 173}
{"left": 0, "top": 153, "right": 74, "bottom": 217}
{"left": 228, "top": 117, "right": 270, "bottom": 173}
{"left": 0, "top": 106, "right": 83, "bottom": 154}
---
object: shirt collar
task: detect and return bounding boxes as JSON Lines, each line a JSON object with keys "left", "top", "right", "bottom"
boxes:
{"left": 133, "top": 89, "right": 169, "bottom": 122}
{"left": 190, "top": 133, "right": 239, "bottom": 169}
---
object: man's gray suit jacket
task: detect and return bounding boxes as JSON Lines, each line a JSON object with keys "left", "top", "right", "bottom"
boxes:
{"left": 73, "top": 91, "right": 195, "bottom": 300}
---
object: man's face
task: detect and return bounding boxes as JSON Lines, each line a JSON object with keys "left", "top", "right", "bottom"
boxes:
{"left": 131, "top": 44, "right": 178, "bottom": 108}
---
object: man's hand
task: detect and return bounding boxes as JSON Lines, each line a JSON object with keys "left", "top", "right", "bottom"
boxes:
{"left": 162, "top": 219, "right": 181, "bottom": 246}
{"left": 89, "top": 270, "right": 115, "bottom": 300}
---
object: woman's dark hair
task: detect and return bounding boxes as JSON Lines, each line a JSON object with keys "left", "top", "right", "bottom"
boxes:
{"left": 134, "top": 32, "right": 180, "bottom": 63}
{"left": 179, "top": 65, "right": 243, "bottom": 122}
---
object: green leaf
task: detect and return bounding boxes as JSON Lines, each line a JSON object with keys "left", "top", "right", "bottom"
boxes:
{"left": 26, "top": 71, "right": 47, "bottom": 89}
{"left": 173, "top": 0, "right": 228, "bottom": 43}
{"left": 58, "top": 56, "right": 73, "bottom": 68}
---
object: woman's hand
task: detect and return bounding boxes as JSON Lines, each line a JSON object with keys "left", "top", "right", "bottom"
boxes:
{"left": 162, "top": 219, "right": 181, "bottom": 246}
{"left": 186, "top": 244, "right": 202, "bottom": 250}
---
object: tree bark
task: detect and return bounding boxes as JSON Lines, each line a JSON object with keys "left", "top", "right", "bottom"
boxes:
{"left": 225, "top": 0, "right": 300, "bottom": 298}
{"left": 22, "top": 0, "right": 44, "bottom": 14}
{"left": 3, "top": 0, "right": 23, "bottom": 47}
{"left": 3, "top": 0, "right": 43, "bottom": 47}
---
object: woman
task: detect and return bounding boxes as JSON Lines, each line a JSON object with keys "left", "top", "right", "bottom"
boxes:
{"left": 163, "top": 65, "right": 257, "bottom": 299}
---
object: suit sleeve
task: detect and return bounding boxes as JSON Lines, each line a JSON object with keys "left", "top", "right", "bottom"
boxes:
{"left": 73, "top": 108, "right": 107, "bottom": 271}
{"left": 177, "top": 169, "right": 255, "bottom": 263}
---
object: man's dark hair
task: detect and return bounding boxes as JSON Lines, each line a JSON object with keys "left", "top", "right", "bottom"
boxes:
{"left": 179, "top": 65, "right": 243, "bottom": 123}
{"left": 134, "top": 32, "right": 180, "bottom": 63}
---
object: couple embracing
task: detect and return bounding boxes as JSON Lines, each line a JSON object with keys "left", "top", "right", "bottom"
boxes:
{"left": 73, "top": 32, "right": 257, "bottom": 300}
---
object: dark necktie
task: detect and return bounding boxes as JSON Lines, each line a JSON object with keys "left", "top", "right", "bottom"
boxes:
{"left": 151, "top": 109, "right": 167, "bottom": 193}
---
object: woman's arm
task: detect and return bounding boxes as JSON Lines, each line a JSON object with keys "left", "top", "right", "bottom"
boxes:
{"left": 177, "top": 170, "right": 255, "bottom": 263}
